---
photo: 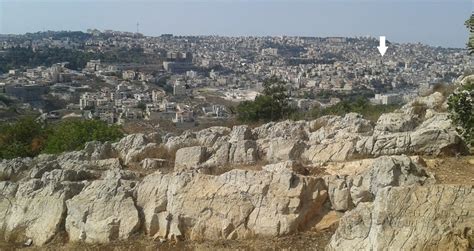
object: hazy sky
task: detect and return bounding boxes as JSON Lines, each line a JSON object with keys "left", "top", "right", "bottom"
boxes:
{"left": 0, "top": 0, "right": 472, "bottom": 48}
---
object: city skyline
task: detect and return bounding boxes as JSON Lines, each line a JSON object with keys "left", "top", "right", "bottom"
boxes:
{"left": 0, "top": 0, "right": 471, "bottom": 48}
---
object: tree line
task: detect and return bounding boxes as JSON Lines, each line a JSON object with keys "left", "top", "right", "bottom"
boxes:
{"left": 235, "top": 77, "right": 400, "bottom": 123}
{"left": 0, "top": 118, "right": 123, "bottom": 159}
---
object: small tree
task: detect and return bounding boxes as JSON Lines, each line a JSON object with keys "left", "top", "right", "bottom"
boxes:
{"left": 466, "top": 13, "right": 473, "bottom": 54}
{"left": 43, "top": 119, "right": 123, "bottom": 154}
{"left": 448, "top": 80, "right": 473, "bottom": 146}
{"left": 236, "top": 77, "right": 294, "bottom": 122}
{"left": 446, "top": 14, "right": 474, "bottom": 147}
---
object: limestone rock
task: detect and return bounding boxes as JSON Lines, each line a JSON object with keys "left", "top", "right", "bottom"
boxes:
{"left": 3, "top": 179, "right": 84, "bottom": 246}
{"left": 328, "top": 185, "right": 474, "bottom": 251}
{"left": 141, "top": 158, "right": 167, "bottom": 170}
{"left": 302, "top": 141, "right": 355, "bottom": 164}
{"left": 229, "top": 140, "right": 257, "bottom": 165}
{"left": 410, "top": 113, "right": 466, "bottom": 155}
{"left": 83, "top": 141, "right": 116, "bottom": 160}
{"left": 309, "top": 113, "right": 372, "bottom": 144}
{"left": 262, "top": 161, "right": 307, "bottom": 175}
{"left": 374, "top": 112, "right": 418, "bottom": 134}
{"left": 174, "top": 146, "right": 207, "bottom": 171}
{"left": 113, "top": 134, "right": 148, "bottom": 157}
{"left": 122, "top": 143, "right": 162, "bottom": 166}
{"left": 196, "top": 127, "right": 230, "bottom": 147}
{"left": 323, "top": 155, "right": 432, "bottom": 210}
{"left": 265, "top": 138, "right": 306, "bottom": 163}
{"left": 253, "top": 120, "right": 309, "bottom": 140}
{"left": 325, "top": 176, "right": 353, "bottom": 211}
{"left": 165, "top": 131, "right": 198, "bottom": 150}
{"left": 0, "top": 158, "right": 32, "bottom": 181}
{"left": 65, "top": 174, "right": 140, "bottom": 243}
{"left": 204, "top": 141, "right": 231, "bottom": 167}
{"left": 229, "top": 125, "right": 253, "bottom": 143}
{"left": 136, "top": 170, "right": 328, "bottom": 241}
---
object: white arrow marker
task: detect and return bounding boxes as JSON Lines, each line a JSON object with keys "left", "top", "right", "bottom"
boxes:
{"left": 377, "top": 36, "right": 388, "bottom": 56}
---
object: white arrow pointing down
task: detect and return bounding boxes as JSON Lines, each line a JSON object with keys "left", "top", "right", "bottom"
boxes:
{"left": 377, "top": 36, "right": 388, "bottom": 56}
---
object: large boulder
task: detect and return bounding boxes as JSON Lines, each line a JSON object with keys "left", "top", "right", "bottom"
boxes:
{"left": 229, "top": 140, "right": 258, "bottom": 165}
{"left": 324, "top": 176, "right": 353, "bottom": 211}
{"left": 174, "top": 146, "right": 207, "bottom": 171}
{"left": 253, "top": 120, "right": 309, "bottom": 140}
{"left": 374, "top": 112, "right": 419, "bottom": 134}
{"left": 113, "top": 134, "right": 148, "bottom": 156}
{"left": 164, "top": 131, "right": 199, "bottom": 150}
{"left": 410, "top": 113, "right": 466, "bottom": 155}
{"left": 324, "top": 155, "right": 432, "bottom": 211}
{"left": 0, "top": 158, "right": 32, "bottom": 181}
{"left": 2, "top": 179, "right": 84, "bottom": 246}
{"left": 204, "top": 142, "right": 231, "bottom": 167}
{"left": 196, "top": 126, "right": 230, "bottom": 147}
{"left": 122, "top": 143, "right": 163, "bottom": 166}
{"left": 265, "top": 138, "right": 306, "bottom": 163}
{"left": 309, "top": 113, "right": 373, "bottom": 144}
{"left": 136, "top": 169, "right": 327, "bottom": 241}
{"left": 302, "top": 141, "right": 355, "bottom": 164}
{"left": 229, "top": 125, "right": 253, "bottom": 143}
{"left": 356, "top": 133, "right": 411, "bottom": 156}
{"left": 83, "top": 141, "right": 116, "bottom": 160}
{"left": 328, "top": 185, "right": 474, "bottom": 250}
{"left": 65, "top": 171, "right": 140, "bottom": 243}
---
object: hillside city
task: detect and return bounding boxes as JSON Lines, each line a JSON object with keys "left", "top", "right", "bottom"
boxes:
{"left": 0, "top": 9, "right": 473, "bottom": 250}
{"left": 0, "top": 30, "right": 470, "bottom": 128}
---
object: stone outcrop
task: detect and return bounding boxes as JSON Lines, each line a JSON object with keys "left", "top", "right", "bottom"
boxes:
{"left": 174, "top": 146, "right": 207, "bottom": 171}
{"left": 0, "top": 92, "right": 469, "bottom": 248}
{"left": 328, "top": 185, "right": 474, "bottom": 251}
{"left": 65, "top": 170, "right": 140, "bottom": 243}
{"left": 0, "top": 157, "right": 32, "bottom": 180}
{"left": 322, "top": 155, "right": 433, "bottom": 212}
{"left": 266, "top": 138, "right": 306, "bottom": 163}
{"left": 1, "top": 179, "right": 84, "bottom": 246}
{"left": 229, "top": 125, "right": 253, "bottom": 143}
{"left": 136, "top": 169, "right": 327, "bottom": 241}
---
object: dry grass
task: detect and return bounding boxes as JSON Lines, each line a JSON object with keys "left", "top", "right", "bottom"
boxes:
{"left": 410, "top": 100, "right": 428, "bottom": 118}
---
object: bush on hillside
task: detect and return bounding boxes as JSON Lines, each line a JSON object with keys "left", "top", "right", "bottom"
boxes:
{"left": 236, "top": 77, "right": 295, "bottom": 122}
{"left": 0, "top": 118, "right": 123, "bottom": 159}
{"left": 0, "top": 117, "right": 46, "bottom": 159}
{"left": 43, "top": 119, "right": 123, "bottom": 154}
{"left": 448, "top": 79, "right": 474, "bottom": 147}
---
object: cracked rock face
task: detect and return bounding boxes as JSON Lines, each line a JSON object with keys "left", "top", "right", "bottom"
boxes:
{"left": 324, "top": 155, "right": 433, "bottom": 211}
{"left": 328, "top": 185, "right": 474, "bottom": 251}
{"left": 0, "top": 91, "right": 470, "bottom": 248}
{"left": 136, "top": 169, "right": 327, "bottom": 241}
{"left": 65, "top": 170, "right": 140, "bottom": 243}
{"left": 1, "top": 179, "right": 84, "bottom": 246}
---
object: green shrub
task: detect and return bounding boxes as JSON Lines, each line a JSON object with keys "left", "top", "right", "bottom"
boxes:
{"left": 448, "top": 80, "right": 474, "bottom": 146}
{"left": 0, "top": 118, "right": 123, "bottom": 159}
{"left": 43, "top": 119, "right": 123, "bottom": 154}
{"left": 0, "top": 117, "right": 46, "bottom": 159}
{"left": 236, "top": 77, "right": 295, "bottom": 122}
{"left": 308, "top": 96, "right": 400, "bottom": 122}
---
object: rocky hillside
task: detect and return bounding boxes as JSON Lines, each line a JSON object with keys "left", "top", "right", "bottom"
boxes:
{"left": 0, "top": 92, "right": 472, "bottom": 249}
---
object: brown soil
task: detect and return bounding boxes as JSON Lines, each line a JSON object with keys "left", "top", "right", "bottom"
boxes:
{"left": 1, "top": 229, "right": 335, "bottom": 251}
{"left": 423, "top": 155, "right": 474, "bottom": 185}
